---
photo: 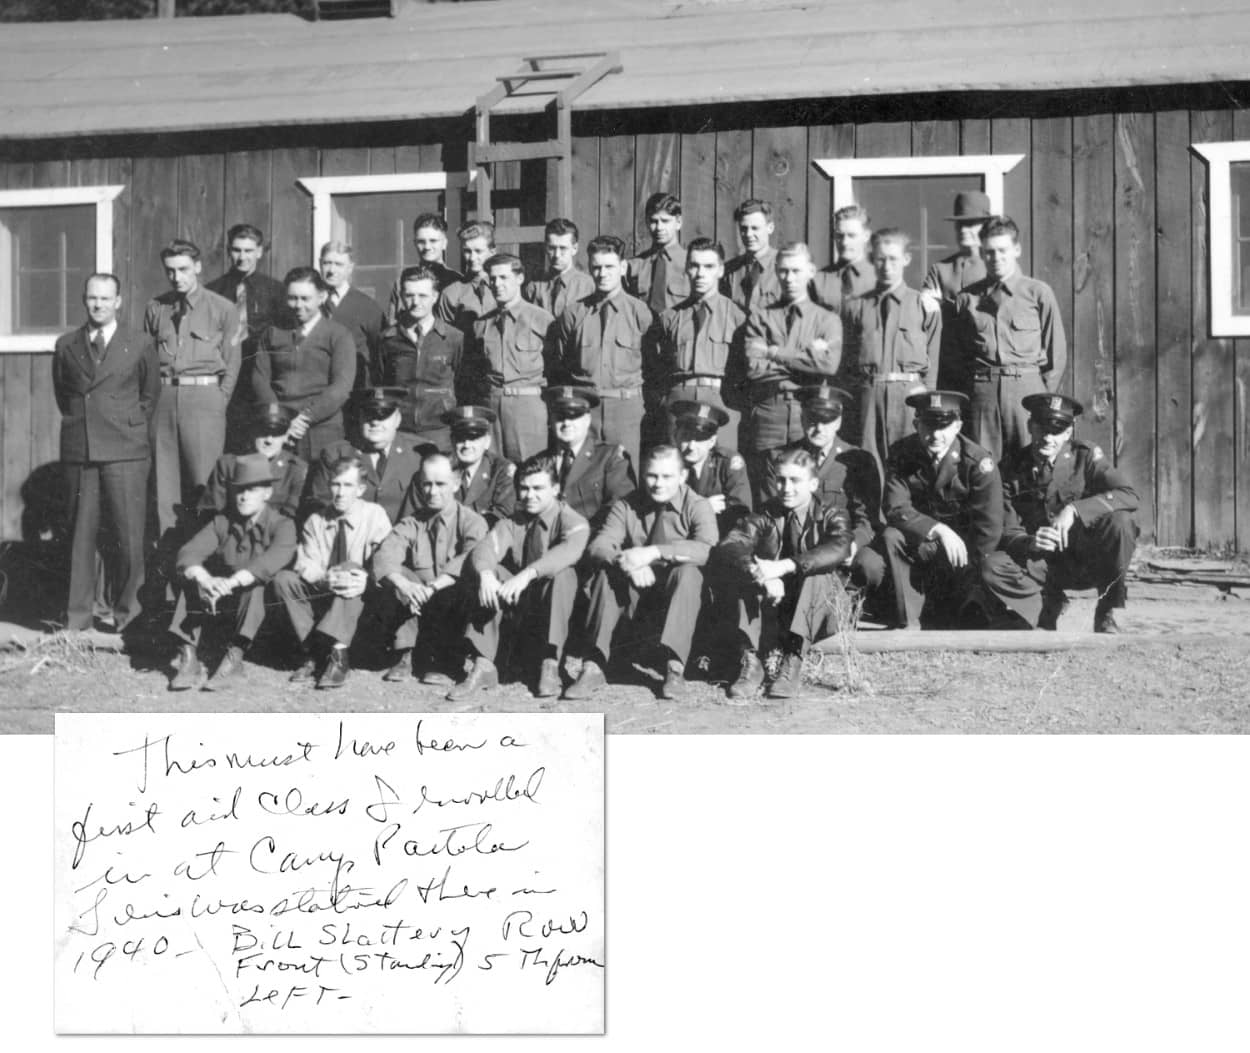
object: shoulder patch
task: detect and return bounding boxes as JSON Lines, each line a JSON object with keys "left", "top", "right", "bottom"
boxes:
{"left": 1091, "top": 445, "right": 1104, "bottom": 462}
{"left": 505, "top": 462, "right": 516, "bottom": 477}
{"left": 729, "top": 454, "right": 746, "bottom": 471}
{"left": 978, "top": 457, "right": 995, "bottom": 474}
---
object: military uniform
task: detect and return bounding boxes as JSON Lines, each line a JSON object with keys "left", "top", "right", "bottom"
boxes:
{"left": 626, "top": 241, "right": 690, "bottom": 312}
{"left": 841, "top": 284, "right": 941, "bottom": 468}
{"left": 200, "top": 450, "right": 307, "bottom": 522}
{"left": 553, "top": 291, "right": 655, "bottom": 469}
{"left": 377, "top": 318, "right": 464, "bottom": 449}
{"left": 302, "top": 434, "right": 429, "bottom": 523}
{"left": 524, "top": 267, "right": 595, "bottom": 319}
{"left": 953, "top": 272, "right": 1068, "bottom": 461}
{"left": 550, "top": 437, "right": 636, "bottom": 529}
{"left": 722, "top": 247, "right": 781, "bottom": 314}
{"left": 656, "top": 292, "right": 748, "bottom": 451}
{"left": 810, "top": 258, "right": 875, "bottom": 315}
{"left": 685, "top": 446, "right": 753, "bottom": 537}
{"left": 437, "top": 276, "right": 496, "bottom": 337}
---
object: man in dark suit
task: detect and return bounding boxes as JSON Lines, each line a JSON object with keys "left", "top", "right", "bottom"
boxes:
{"left": 417, "top": 405, "right": 516, "bottom": 526}
{"left": 319, "top": 240, "right": 386, "bottom": 388}
{"left": 541, "top": 386, "right": 635, "bottom": 530}
{"left": 53, "top": 273, "right": 160, "bottom": 633}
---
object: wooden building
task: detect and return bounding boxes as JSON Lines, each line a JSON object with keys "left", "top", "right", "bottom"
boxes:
{"left": 1, "top": 0, "right": 1248, "bottom": 548}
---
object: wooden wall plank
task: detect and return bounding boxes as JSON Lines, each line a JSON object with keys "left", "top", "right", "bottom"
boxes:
{"left": 1031, "top": 118, "right": 1074, "bottom": 395}
{"left": 806, "top": 123, "right": 853, "bottom": 267}
{"left": 320, "top": 147, "right": 369, "bottom": 177}
{"left": 492, "top": 158, "right": 522, "bottom": 256}
{"left": 178, "top": 154, "right": 226, "bottom": 280}
{"left": 991, "top": 117, "right": 1032, "bottom": 264}
{"left": 713, "top": 128, "right": 752, "bottom": 251}
{"left": 634, "top": 132, "right": 680, "bottom": 251}
{"left": 1152, "top": 110, "right": 1194, "bottom": 547}
{"left": 961, "top": 119, "right": 991, "bottom": 155}
{"left": 752, "top": 125, "right": 806, "bottom": 247}
{"left": 0, "top": 162, "right": 33, "bottom": 541}
{"left": 128, "top": 156, "right": 181, "bottom": 322}
{"left": 270, "top": 146, "right": 317, "bottom": 272}
{"left": 598, "top": 134, "right": 636, "bottom": 254}
{"left": 1234, "top": 107, "right": 1250, "bottom": 551}
{"left": 679, "top": 131, "right": 716, "bottom": 245}
{"left": 570, "top": 134, "right": 599, "bottom": 267}
{"left": 106, "top": 157, "right": 134, "bottom": 317}
{"left": 912, "top": 120, "right": 960, "bottom": 158}
{"left": 224, "top": 151, "right": 274, "bottom": 274}
{"left": 1190, "top": 108, "right": 1236, "bottom": 549}
{"left": 1113, "top": 112, "right": 1157, "bottom": 543}
{"left": 368, "top": 146, "right": 397, "bottom": 176}
{"left": 855, "top": 121, "right": 910, "bottom": 159}
{"left": 1071, "top": 115, "right": 1116, "bottom": 460}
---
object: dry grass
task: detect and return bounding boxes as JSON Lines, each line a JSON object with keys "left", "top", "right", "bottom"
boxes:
{"left": 0, "top": 628, "right": 109, "bottom": 678}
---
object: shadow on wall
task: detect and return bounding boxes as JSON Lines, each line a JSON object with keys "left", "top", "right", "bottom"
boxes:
{"left": 0, "top": 462, "right": 71, "bottom": 629}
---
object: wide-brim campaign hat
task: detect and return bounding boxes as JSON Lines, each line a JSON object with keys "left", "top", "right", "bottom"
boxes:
{"left": 1022, "top": 392, "right": 1083, "bottom": 425}
{"left": 947, "top": 191, "right": 994, "bottom": 222}
{"left": 543, "top": 385, "right": 600, "bottom": 414}
{"left": 442, "top": 404, "right": 496, "bottom": 435}
{"left": 799, "top": 383, "right": 852, "bottom": 421}
{"left": 352, "top": 386, "right": 408, "bottom": 419}
{"left": 251, "top": 402, "right": 293, "bottom": 436}
{"left": 229, "top": 452, "right": 276, "bottom": 487}
{"left": 905, "top": 389, "right": 969, "bottom": 423}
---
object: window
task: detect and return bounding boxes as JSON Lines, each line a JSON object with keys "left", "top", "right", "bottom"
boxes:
{"left": 0, "top": 185, "right": 124, "bottom": 353}
{"left": 809, "top": 154, "right": 1024, "bottom": 285}
{"left": 297, "top": 172, "right": 473, "bottom": 303}
{"left": 1192, "top": 140, "right": 1250, "bottom": 337}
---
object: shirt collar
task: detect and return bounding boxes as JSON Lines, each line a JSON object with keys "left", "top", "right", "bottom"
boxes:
{"left": 182, "top": 285, "right": 205, "bottom": 308}
{"left": 299, "top": 314, "right": 320, "bottom": 337}
{"left": 90, "top": 319, "right": 118, "bottom": 343}
{"left": 417, "top": 500, "right": 458, "bottom": 527}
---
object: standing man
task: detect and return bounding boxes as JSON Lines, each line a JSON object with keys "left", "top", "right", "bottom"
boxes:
{"left": 541, "top": 386, "right": 636, "bottom": 529}
{"left": 626, "top": 192, "right": 690, "bottom": 312}
{"left": 437, "top": 220, "right": 497, "bottom": 337}
{"left": 53, "top": 273, "right": 159, "bottom": 633}
{"left": 841, "top": 228, "right": 941, "bottom": 466}
{"left": 995, "top": 393, "right": 1139, "bottom": 633}
{"left": 564, "top": 444, "right": 718, "bottom": 701}
{"left": 741, "top": 242, "right": 842, "bottom": 498}
{"left": 921, "top": 191, "right": 990, "bottom": 389}
{"left": 655, "top": 237, "right": 748, "bottom": 451}
{"left": 722, "top": 198, "right": 780, "bottom": 313}
{"left": 144, "top": 238, "right": 241, "bottom": 537}
{"left": 953, "top": 215, "right": 1068, "bottom": 462}
{"left": 524, "top": 217, "right": 595, "bottom": 318}
{"left": 553, "top": 235, "right": 655, "bottom": 469}
{"left": 386, "top": 212, "right": 462, "bottom": 324}
{"left": 811, "top": 204, "right": 877, "bottom": 314}
{"left": 207, "top": 223, "right": 288, "bottom": 451}
{"left": 378, "top": 265, "right": 464, "bottom": 450}
{"left": 464, "top": 253, "right": 556, "bottom": 461}
{"left": 319, "top": 240, "right": 386, "bottom": 388}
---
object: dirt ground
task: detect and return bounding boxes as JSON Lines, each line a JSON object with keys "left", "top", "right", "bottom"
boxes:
{"left": 4, "top": 556, "right": 1249, "bottom": 734}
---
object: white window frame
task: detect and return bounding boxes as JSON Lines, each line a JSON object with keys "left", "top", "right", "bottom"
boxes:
{"left": 296, "top": 171, "right": 475, "bottom": 261}
{"left": 1191, "top": 140, "right": 1250, "bottom": 338}
{"left": 0, "top": 184, "right": 124, "bottom": 353}
{"left": 809, "top": 154, "right": 1024, "bottom": 215}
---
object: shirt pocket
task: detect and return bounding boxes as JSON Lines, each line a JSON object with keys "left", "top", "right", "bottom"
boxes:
{"left": 189, "top": 326, "right": 225, "bottom": 365}
{"left": 1005, "top": 313, "right": 1041, "bottom": 351}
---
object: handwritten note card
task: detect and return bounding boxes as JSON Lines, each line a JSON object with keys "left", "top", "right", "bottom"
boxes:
{"left": 54, "top": 713, "right": 604, "bottom": 1034}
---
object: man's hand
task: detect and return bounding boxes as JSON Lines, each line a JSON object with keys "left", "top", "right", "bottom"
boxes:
{"left": 707, "top": 493, "right": 726, "bottom": 515}
{"left": 497, "top": 568, "right": 535, "bottom": 607}
{"left": 840, "top": 539, "right": 858, "bottom": 568}
{"left": 390, "top": 575, "right": 431, "bottom": 613}
{"left": 810, "top": 337, "right": 829, "bottom": 355}
{"left": 750, "top": 557, "right": 794, "bottom": 584}
{"left": 762, "top": 578, "right": 786, "bottom": 604}
{"left": 478, "top": 571, "right": 503, "bottom": 611}
{"left": 330, "top": 567, "right": 368, "bottom": 599}
{"left": 1030, "top": 526, "right": 1062, "bottom": 554}
{"left": 930, "top": 523, "right": 969, "bottom": 568}
{"left": 287, "top": 412, "right": 311, "bottom": 440}
{"left": 616, "top": 546, "right": 657, "bottom": 575}
{"left": 627, "top": 565, "right": 656, "bottom": 590}
{"left": 1052, "top": 505, "right": 1077, "bottom": 550}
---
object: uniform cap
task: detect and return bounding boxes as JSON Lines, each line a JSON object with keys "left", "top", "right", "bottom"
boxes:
{"left": 1022, "top": 392, "right": 1082, "bottom": 425}
{"left": 229, "top": 452, "right": 276, "bottom": 488}
{"left": 442, "top": 404, "right": 496, "bottom": 437}
{"left": 251, "top": 402, "right": 292, "bottom": 436}
{"left": 799, "top": 383, "right": 852, "bottom": 422}
{"left": 671, "top": 399, "right": 729, "bottom": 439}
{"left": 351, "top": 386, "right": 408, "bottom": 420}
{"left": 543, "top": 385, "right": 600, "bottom": 415}
{"left": 905, "top": 389, "right": 969, "bottom": 423}
{"left": 947, "top": 191, "right": 994, "bottom": 222}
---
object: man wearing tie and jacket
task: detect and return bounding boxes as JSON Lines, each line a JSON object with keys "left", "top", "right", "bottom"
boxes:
{"left": 53, "top": 273, "right": 160, "bottom": 633}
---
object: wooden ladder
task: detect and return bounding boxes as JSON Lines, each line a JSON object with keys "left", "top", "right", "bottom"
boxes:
{"left": 471, "top": 51, "right": 623, "bottom": 245}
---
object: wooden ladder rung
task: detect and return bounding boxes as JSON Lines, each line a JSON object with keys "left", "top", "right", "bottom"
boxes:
{"left": 476, "top": 140, "right": 568, "bottom": 165}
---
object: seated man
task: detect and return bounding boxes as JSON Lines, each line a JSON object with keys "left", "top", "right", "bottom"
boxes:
{"left": 451, "top": 452, "right": 591, "bottom": 700}
{"left": 373, "top": 452, "right": 488, "bottom": 684}
{"left": 564, "top": 444, "right": 718, "bottom": 702}
{"left": 199, "top": 403, "right": 308, "bottom": 520}
{"left": 877, "top": 390, "right": 1014, "bottom": 629}
{"left": 995, "top": 393, "right": 1139, "bottom": 633}
{"left": 716, "top": 447, "right": 853, "bottom": 700}
{"left": 542, "top": 385, "right": 635, "bottom": 529}
{"left": 273, "top": 454, "right": 392, "bottom": 688}
{"left": 302, "top": 386, "right": 429, "bottom": 522}
{"left": 671, "top": 399, "right": 752, "bottom": 537}
{"left": 168, "top": 453, "right": 296, "bottom": 691}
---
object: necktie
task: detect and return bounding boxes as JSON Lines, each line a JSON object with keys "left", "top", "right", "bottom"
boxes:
{"left": 375, "top": 449, "right": 388, "bottom": 481}
{"left": 235, "top": 279, "right": 249, "bottom": 330}
{"left": 426, "top": 515, "right": 442, "bottom": 574}
{"left": 327, "top": 289, "right": 339, "bottom": 312}
{"left": 597, "top": 299, "right": 610, "bottom": 344}
{"left": 172, "top": 298, "right": 187, "bottom": 332}
{"left": 693, "top": 301, "right": 710, "bottom": 343}
{"left": 331, "top": 516, "right": 349, "bottom": 566}
{"left": 646, "top": 503, "right": 671, "bottom": 546}
{"left": 550, "top": 276, "right": 564, "bottom": 315}
{"left": 785, "top": 304, "right": 800, "bottom": 337}
{"left": 559, "top": 446, "right": 574, "bottom": 489}
{"left": 742, "top": 258, "right": 761, "bottom": 305}
{"left": 522, "top": 516, "right": 544, "bottom": 568}
{"left": 649, "top": 251, "right": 668, "bottom": 314}
{"left": 782, "top": 511, "right": 802, "bottom": 559}
{"left": 686, "top": 466, "right": 700, "bottom": 491}
{"left": 91, "top": 331, "right": 106, "bottom": 363}
{"left": 460, "top": 465, "right": 473, "bottom": 498}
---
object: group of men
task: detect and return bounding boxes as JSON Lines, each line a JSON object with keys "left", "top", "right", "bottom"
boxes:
{"left": 51, "top": 186, "right": 1138, "bottom": 701}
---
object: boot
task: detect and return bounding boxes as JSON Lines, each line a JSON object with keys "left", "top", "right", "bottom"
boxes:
{"left": 562, "top": 659, "right": 607, "bottom": 700}
{"left": 1038, "top": 590, "right": 1068, "bottom": 631}
{"left": 318, "top": 645, "right": 350, "bottom": 689}
{"left": 728, "top": 648, "right": 765, "bottom": 700}
{"left": 447, "top": 657, "right": 499, "bottom": 701}
{"left": 169, "top": 643, "right": 201, "bottom": 692}
{"left": 660, "top": 658, "right": 690, "bottom": 701}
{"left": 535, "top": 657, "right": 562, "bottom": 699}
{"left": 383, "top": 649, "right": 412, "bottom": 683}
{"left": 203, "top": 644, "right": 245, "bottom": 691}
{"left": 289, "top": 650, "right": 318, "bottom": 684}
{"left": 1094, "top": 605, "right": 1121, "bottom": 634}
{"left": 768, "top": 652, "right": 805, "bottom": 698}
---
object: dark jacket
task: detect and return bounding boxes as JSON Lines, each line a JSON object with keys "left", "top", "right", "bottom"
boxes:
{"left": 718, "top": 496, "right": 852, "bottom": 578}
{"left": 199, "top": 450, "right": 308, "bottom": 521}
{"left": 175, "top": 503, "right": 296, "bottom": 583}
{"left": 552, "top": 440, "right": 636, "bottom": 529}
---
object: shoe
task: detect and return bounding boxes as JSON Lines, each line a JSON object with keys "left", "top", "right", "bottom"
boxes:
{"left": 447, "top": 657, "right": 499, "bottom": 701}
{"left": 383, "top": 650, "right": 413, "bottom": 682}
{"left": 169, "top": 644, "right": 201, "bottom": 691}
{"left": 660, "top": 658, "right": 690, "bottom": 700}
{"left": 562, "top": 659, "right": 606, "bottom": 700}
{"left": 317, "top": 647, "right": 350, "bottom": 689}
{"left": 202, "top": 645, "right": 245, "bottom": 691}
{"left": 289, "top": 653, "right": 318, "bottom": 683}
{"left": 1094, "top": 607, "right": 1121, "bottom": 634}
{"left": 420, "top": 666, "right": 456, "bottom": 688}
{"left": 728, "top": 649, "right": 765, "bottom": 700}
{"left": 535, "top": 658, "right": 562, "bottom": 698}
{"left": 767, "top": 652, "right": 805, "bottom": 698}
{"left": 1038, "top": 592, "right": 1068, "bottom": 631}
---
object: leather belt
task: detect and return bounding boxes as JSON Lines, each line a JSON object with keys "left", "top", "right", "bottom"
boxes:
{"left": 671, "top": 376, "right": 722, "bottom": 389}
{"left": 162, "top": 375, "right": 220, "bottom": 387}
{"left": 750, "top": 381, "right": 801, "bottom": 402}
{"left": 973, "top": 364, "right": 1041, "bottom": 380}
{"left": 598, "top": 387, "right": 642, "bottom": 399}
{"left": 500, "top": 385, "right": 544, "bottom": 396}
{"left": 418, "top": 386, "right": 452, "bottom": 394}
{"left": 870, "top": 371, "right": 922, "bottom": 384}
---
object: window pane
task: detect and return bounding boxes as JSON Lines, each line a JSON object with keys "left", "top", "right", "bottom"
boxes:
{"left": 1231, "top": 162, "right": 1250, "bottom": 315}
{"left": 0, "top": 203, "right": 96, "bottom": 334}
{"left": 331, "top": 190, "right": 443, "bottom": 303}
{"left": 854, "top": 175, "right": 983, "bottom": 289}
